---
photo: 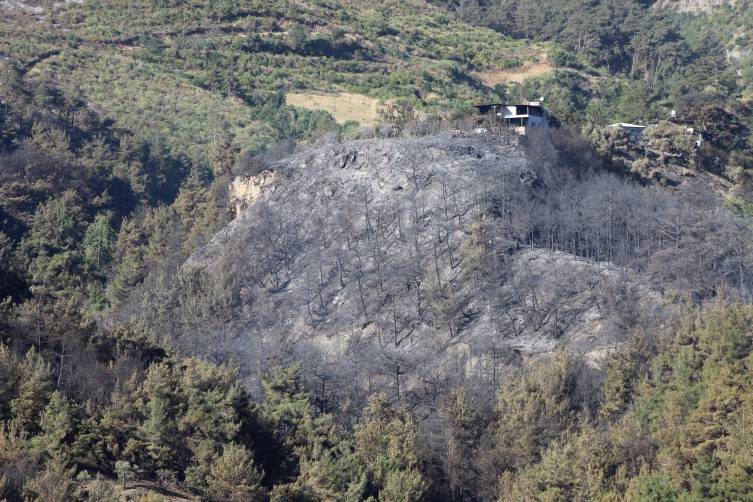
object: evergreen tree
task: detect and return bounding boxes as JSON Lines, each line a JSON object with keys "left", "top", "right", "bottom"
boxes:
{"left": 258, "top": 365, "right": 315, "bottom": 482}
{"left": 627, "top": 471, "right": 678, "bottom": 502}
{"left": 492, "top": 352, "right": 580, "bottom": 470}
{"left": 206, "top": 443, "right": 266, "bottom": 502}
{"left": 107, "top": 251, "right": 142, "bottom": 305}
{"left": 83, "top": 213, "right": 115, "bottom": 276}
{"left": 10, "top": 348, "right": 52, "bottom": 432}
{"left": 288, "top": 24, "right": 308, "bottom": 53}
{"left": 172, "top": 168, "right": 226, "bottom": 245}
{"left": 445, "top": 389, "right": 482, "bottom": 500}
{"left": 209, "top": 134, "right": 240, "bottom": 179}
{"left": 136, "top": 397, "right": 176, "bottom": 472}
{"left": 33, "top": 391, "right": 74, "bottom": 457}
{"left": 0, "top": 102, "right": 18, "bottom": 152}
{"left": 354, "top": 393, "right": 428, "bottom": 500}
{"left": 20, "top": 191, "right": 86, "bottom": 297}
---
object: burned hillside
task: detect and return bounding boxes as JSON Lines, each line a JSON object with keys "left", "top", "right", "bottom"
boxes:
{"left": 124, "top": 131, "right": 753, "bottom": 408}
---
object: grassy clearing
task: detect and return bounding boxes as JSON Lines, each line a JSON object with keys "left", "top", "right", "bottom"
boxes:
{"left": 286, "top": 92, "right": 384, "bottom": 126}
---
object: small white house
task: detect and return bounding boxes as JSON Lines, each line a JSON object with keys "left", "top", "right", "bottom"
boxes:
{"left": 474, "top": 102, "right": 549, "bottom": 135}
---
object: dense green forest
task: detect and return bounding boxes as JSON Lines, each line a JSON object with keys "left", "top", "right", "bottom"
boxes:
{"left": 1, "top": 0, "right": 753, "bottom": 500}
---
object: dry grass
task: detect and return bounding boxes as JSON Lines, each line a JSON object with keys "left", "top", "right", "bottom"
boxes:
{"left": 477, "top": 61, "right": 554, "bottom": 87}
{"left": 286, "top": 92, "right": 384, "bottom": 126}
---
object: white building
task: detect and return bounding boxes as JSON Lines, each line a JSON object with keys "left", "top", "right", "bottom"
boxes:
{"left": 474, "top": 102, "right": 549, "bottom": 135}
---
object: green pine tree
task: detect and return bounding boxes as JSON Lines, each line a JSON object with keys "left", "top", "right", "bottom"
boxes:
{"left": 206, "top": 443, "right": 266, "bottom": 502}
{"left": 83, "top": 213, "right": 115, "bottom": 275}
{"left": 32, "top": 391, "right": 74, "bottom": 456}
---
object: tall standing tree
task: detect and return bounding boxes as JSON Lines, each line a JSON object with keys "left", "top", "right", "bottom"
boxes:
{"left": 83, "top": 213, "right": 115, "bottom": 276}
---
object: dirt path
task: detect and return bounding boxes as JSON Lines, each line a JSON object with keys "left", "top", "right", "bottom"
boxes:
{"left": 124, "top": 481, "right": 197, "bottom": 501}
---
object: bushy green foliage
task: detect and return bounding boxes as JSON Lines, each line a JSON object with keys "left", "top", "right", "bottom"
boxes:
{"left": 496, "top": 303, "right": 753, "bottom": 501}
{"left": 0, "top": 318, "right": 430, "bottom": 501}
{"left": 491, "top": 352, "right": 585, "bottom": 470}
{"left": 549, "top": 48, "right": 579, "bottom": 68}
{"left": 206, "top": 443, "right": 266, "bottom": 501}
{"left": 723, "top": 196, "right": 753, "bottom": 218}
{"left": 23, "top": 452, "right": 75, "bottom": 502}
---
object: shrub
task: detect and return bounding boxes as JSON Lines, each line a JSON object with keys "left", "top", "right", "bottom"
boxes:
{"left": 550, "top": 48, "right": 579, "bottom": 68}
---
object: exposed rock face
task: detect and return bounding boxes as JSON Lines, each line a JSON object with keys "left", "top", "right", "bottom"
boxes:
{"left": 182, "top": 132, "right": 660, "bottom": 400}
{"left": 229, "top": 170, "right": 279, "bottom": 218}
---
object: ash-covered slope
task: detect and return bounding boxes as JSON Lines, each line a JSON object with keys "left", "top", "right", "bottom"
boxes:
{"left": 176, "top": 132, "right": 661, "bottom": 402}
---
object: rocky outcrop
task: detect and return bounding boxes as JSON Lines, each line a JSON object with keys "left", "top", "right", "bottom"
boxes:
{"left": 229, "top": 170, "right": 279, "bottom": 218}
